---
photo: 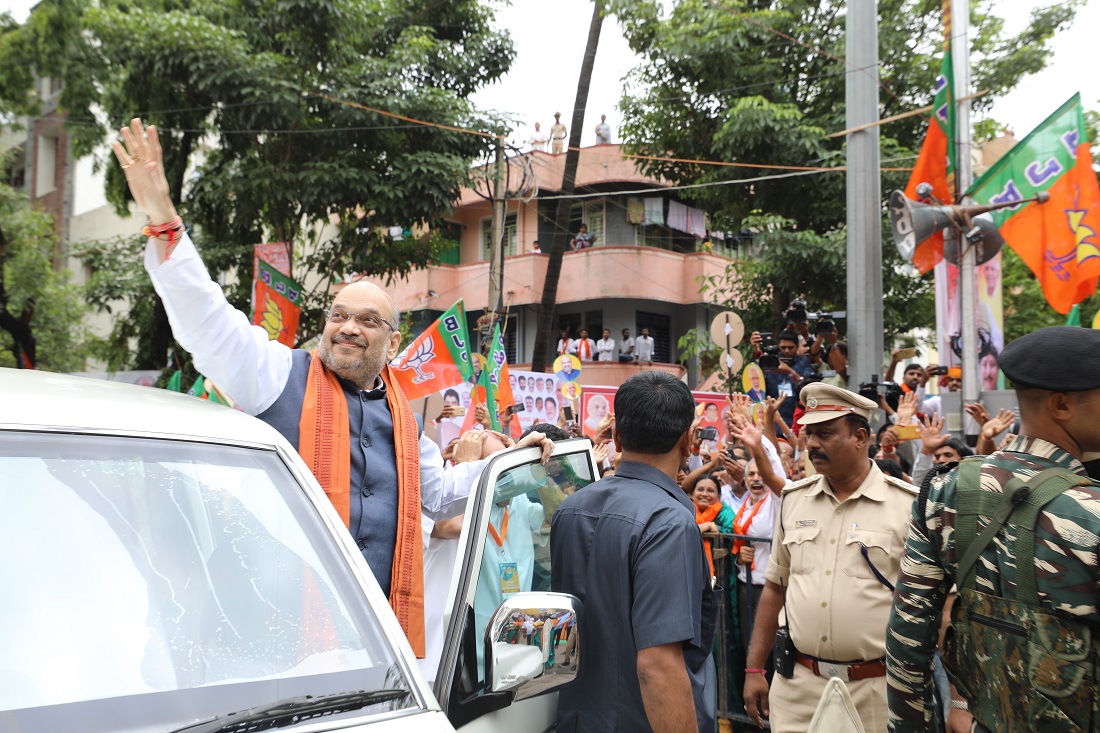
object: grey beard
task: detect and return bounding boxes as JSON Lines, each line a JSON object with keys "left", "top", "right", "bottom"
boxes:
{"left": 318, "top": 337, "right": 388, "bottom": 389}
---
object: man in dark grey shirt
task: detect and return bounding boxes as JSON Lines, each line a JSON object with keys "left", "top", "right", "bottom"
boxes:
{"left": 551, "top": 371, "right": 718, "bottom": 732}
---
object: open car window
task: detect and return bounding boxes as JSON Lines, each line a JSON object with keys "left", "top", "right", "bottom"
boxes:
{"left": 435, "top": 438, "right": 597, "bottom": 727}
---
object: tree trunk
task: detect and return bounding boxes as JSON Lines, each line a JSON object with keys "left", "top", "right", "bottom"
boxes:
{"left": 530, "top": 1, "right": 603, "bottom": 372}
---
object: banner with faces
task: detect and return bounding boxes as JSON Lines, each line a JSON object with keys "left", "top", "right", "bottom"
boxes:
{"left": 434, "top": 369, "right": 571, "bottom": 449}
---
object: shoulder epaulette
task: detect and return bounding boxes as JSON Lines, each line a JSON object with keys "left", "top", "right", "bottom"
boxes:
{"left": 783, "top": 474, "right": 823, "bottom": 494}
{"left": 884, "top": 474, "right": 920, "bottom": 495}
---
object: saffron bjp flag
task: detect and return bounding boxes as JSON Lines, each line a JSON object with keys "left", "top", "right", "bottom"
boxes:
{"left": 252, "top": 260, "right": 302, "bottom": 347}
{"left": 904, "top": 0, "right": 955, "bottom": 274}
{"left": 968, "top": 94, "right": 1100, "bottom": 315}
{"left": 389, "top": 300, "right": 475, "bottom": 400}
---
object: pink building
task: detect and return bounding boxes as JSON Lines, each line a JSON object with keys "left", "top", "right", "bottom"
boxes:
{"left": 344, "top": 145, "right": 740, "bottom": 387}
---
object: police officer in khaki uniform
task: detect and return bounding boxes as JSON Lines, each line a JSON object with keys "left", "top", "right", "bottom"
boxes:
{"left": 743, "top": 383, "right": 918, "bottom": 733}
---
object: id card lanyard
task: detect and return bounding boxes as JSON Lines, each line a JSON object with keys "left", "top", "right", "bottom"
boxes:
{"left": 489, "top": 508, "right": 521, "bottom": 596}
{"left": 488, "top": 508, "right": 510, "bottom": 553}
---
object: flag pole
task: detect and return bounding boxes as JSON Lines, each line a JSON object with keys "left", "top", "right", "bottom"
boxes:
{"left": 953, "top": 0, "right": 979, "bottom": 443}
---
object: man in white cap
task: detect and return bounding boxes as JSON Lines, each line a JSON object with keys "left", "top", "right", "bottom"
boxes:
{"left": 742, "top": 382, "right": 918, "bottom": 733}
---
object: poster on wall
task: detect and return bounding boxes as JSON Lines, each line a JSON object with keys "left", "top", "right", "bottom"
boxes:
{"left": 578, "top": 387, "right": 732, "bottom": 451}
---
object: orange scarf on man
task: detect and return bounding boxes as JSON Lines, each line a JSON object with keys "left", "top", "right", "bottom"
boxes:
{"left": 732, "top": 493, "right": 769, "bottom": 569}
{"left": 298, "top": 354, "right": 425, "bottom": 658}
{"left": 695, "top": 502, "right": 723, "bottom": 577}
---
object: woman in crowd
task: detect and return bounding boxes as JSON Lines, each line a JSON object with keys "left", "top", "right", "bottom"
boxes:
{"left": 692, "top": 473, "right": 735, "bottom": 578}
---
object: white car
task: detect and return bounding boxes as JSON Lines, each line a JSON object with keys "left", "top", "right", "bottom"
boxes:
{"left": 0, "top": 368, "right": 597, "bottom": 732}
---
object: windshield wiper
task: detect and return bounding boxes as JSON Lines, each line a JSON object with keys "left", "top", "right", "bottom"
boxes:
{"left": 168, "top": 689, "right": 412, "bottom": 733}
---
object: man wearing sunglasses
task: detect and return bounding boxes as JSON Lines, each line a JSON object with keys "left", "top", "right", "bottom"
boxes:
{"left": 113, "top": 118, "right": 552, "bottom": 659}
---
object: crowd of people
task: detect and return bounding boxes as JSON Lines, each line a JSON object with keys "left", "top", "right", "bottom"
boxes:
{"left": 117, "top": 118, "right": 1100, "bottom": 733}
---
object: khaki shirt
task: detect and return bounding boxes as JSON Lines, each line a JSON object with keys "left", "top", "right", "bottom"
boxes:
{"left": 766, "top": 460, "right": 917, "bottom": 662}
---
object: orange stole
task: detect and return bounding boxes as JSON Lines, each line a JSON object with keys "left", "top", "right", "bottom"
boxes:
{"left": 299, "top": 354, "right": 426, "bottom": 657}
{"left": 732, "top": 493, "right": 769, "bottom": 570}
{"left": 695, "top": 502, "right": 723, "bottom": 578}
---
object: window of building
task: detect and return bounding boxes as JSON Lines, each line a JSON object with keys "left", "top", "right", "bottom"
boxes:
{"left": 480, "top": 212, "right": 518, "bottom": 260}
{"left": 35, "top": 134, "right": 57, "bottom": 198}
{"left": 437, "top": 220, "right": 461, "bottom": 265}
{"left": 636, "top": 311, "right": 672, "bottom": 364}
{"left": 500, "top": 313, "right": 519, "bottom": 364}
{"left": 635, "top": 224, "right": 671, "bottom": 249}
{"left": 569, "top": 201, "right": 605, "bottom": 247}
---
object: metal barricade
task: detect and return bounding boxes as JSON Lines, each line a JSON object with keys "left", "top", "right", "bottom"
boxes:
{"left": 704, "top": 531, "right": 772, "bottom": 732}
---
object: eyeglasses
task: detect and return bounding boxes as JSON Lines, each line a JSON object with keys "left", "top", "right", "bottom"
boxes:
{"left": 325, "top": 308, "right": 394, "bottom": 331}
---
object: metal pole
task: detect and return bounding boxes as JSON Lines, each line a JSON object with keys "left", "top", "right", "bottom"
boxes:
{"left": 845, "top": 0, "right": 883, "bottom": 388}
{"left": 486, "top": 136, "right": 506, "bottom": 351}
{"left": 953, "top": 0, "right": 979, "bottom": 438}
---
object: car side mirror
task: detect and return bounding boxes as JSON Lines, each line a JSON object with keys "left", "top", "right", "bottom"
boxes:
{"left": 485, "top": 591, "right": 581, "bottom": 700}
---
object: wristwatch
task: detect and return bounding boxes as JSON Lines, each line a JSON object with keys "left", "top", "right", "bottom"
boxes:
{"left": 950, "top": 699, "right": 969, "bottom": 711}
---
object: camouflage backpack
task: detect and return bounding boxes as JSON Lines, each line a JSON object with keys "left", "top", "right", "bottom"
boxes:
{"left": 943, "top": 458, "right": 1100, "bottom": 733}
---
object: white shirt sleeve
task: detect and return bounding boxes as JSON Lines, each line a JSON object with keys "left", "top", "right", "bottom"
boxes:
{"left": 911, "top": 450, "right": 934, "bottom": 488}
{"left": 419, "top": 432, "right": 491, "bottom": 519}
{"left": 144, "top": 234, "right": 292, "bottom": 415}
{"left": 760, "top": 437, "right": 788, "bottom": 487}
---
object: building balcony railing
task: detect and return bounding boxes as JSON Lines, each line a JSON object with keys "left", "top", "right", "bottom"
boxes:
{"left": 367, "top": 245, "right": 734, "bottom": 313}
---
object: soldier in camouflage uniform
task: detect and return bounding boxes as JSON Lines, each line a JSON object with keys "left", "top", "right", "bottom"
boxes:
{"left": 886, "top": 326, "right": 1100, "bottom": 733}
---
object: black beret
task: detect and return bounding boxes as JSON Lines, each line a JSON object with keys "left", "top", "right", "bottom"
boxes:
{"left": 1000, "top": 326, "right": 1100, "bottom": 391}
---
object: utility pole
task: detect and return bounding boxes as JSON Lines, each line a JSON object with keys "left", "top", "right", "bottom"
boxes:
{"left": 845, "top": 0, "right": 883, "bottom": 388}
{"left": 485, "top": 135, "right": 506, "bottom": 352}
{"left": 953, "top": 0, "right": 979, "bottom": 437}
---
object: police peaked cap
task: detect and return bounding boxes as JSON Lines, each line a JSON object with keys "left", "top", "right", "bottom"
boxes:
{"left": 1000, "top": 326, "right": 1100, "bottom": 392}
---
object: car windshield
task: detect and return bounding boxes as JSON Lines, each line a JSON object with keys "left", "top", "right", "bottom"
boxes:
{"left": 0, "top": 431, "right": 416, "bottom": 731}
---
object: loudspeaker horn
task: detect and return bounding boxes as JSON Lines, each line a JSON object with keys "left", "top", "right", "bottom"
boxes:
{"left": 889, "top": 190, "right": 954, "bottom": 261}
{"left": 942, "top": 213, "right": 1005, "bottom": 265}
{"left": 890, "top": 188, "right": 1050, "bottom": 264}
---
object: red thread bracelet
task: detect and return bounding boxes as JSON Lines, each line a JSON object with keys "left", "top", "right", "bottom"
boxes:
{"left": 745, "top": 668, "right": 766, "bottom": 675}
{"left": 142, "top": 216, "right": 185, "bottom": 253}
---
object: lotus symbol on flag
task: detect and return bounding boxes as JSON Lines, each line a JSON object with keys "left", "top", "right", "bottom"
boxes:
{"left": 401, "top": 336, "right": 437, "bottom": 384}
{"left": 259, "top": 293, "right": 284, "bottom": 341}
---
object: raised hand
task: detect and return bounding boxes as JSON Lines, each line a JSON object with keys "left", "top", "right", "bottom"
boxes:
{"left": 730, "top": 414, "right": 764, "bottom": 454}
{"left": 721, "top": 452, "right": 745, "bottom": 484}
{"left": 981, "top": 408, "right": 1016, "bottom": 440}
{"left": 964, "top": 401, "right": 992, "bottom": 427}
{"left": 920, "top": 413, "right": 949, "bottom": 454}
{"left": 112, "top": 118, "right": 176, "bottom": 224}
{"left": 896, "top": 391, "right": 918, "bottom": 425}
{"left": 474, "top": 402, "right": 492, "bottom": 428}
{"left": 595, "top": 413, "right": 615, "bottom": 444}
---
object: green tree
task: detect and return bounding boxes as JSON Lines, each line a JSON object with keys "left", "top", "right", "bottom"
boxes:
{"left": 0, "top": 179, "right": 89, "bottom": 371}
{"left": 0, "top": 0, "right": 513, "bottom": 370}
{"left": 615, "top": 0, "right": 1080, "bottom": 367}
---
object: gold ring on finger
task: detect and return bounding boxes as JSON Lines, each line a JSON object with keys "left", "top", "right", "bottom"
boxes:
{"left": 121, "top": 160, "right": 135, "bottom": 169}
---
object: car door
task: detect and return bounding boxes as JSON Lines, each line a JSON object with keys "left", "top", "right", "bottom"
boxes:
{"left": 433, "top": 438, "right": 599, "bottom": 731}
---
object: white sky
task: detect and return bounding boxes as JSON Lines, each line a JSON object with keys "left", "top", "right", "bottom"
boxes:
{"left": 4, "top": 0, "right": 1097, "bottom": 150}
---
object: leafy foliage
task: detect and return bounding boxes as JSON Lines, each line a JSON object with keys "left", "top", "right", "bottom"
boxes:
{"left": 0, "top": 179, "right": 90, "bottom": 371}
{"left": 0, "top": 0, "right": 514, "bottom": 369}
{"left": 614, "top": 0, "right": 1079, "bottom": 367}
